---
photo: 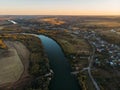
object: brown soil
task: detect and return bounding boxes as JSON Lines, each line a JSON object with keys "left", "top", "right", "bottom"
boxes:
{"left": 0, "top": 41, "right": 30, "bottom": 90}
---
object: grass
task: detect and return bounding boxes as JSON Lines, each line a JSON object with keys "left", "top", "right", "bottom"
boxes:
{"left": 0, "top": 34, "right": 50, "bottom": 90}
{"left": 84, "top": 21, "right": 120, "bottom": 27}
{"left": 100, "top": 31, "right": 120, "bottom": 45}
{"left": 40, "top": 18, "right": 65, "bottom": 25}
{"left": 0, "top": 26, "right": 4, "bottom": 30}
{"left": 58, "top": 39, "right": 75, "bottom": 54}
{"left": 78, "top": 72, "right": 96, "bottom": 90}
{"left": 92, "top": 69, "right": 120, "bottom": 90}
{"left": 49, "top": 32, "right": 91, "bottom": 55}
{"left": 0, "top": 39, "right": 7, "bottom": 49}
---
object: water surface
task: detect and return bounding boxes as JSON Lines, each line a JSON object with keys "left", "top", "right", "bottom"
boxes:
{"left": 38, "top": 35, "right": 81, "bottom": 90}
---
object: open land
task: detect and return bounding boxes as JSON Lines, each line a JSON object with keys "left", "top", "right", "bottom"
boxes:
{"left": 0, "top": 33, "right": 51, "bottom": 90}
{"left": 0, "top": 41, "right": 25, "bottom": 84}
{"left": 0, "top": 15, "right": 120, "bottom": 90}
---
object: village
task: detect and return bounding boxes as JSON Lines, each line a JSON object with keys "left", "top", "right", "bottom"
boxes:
{"left": 77, "top": 30, "right": 120, "bottom": 68}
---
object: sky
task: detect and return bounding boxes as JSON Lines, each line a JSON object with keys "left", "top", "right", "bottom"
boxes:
{"left": 0, "top": 0, "right": 120, "bottom": 15}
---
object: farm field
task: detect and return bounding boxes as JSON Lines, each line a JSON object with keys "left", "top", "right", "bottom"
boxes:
{"left": 0, "top": 41, "right": 29, "bottom": 84}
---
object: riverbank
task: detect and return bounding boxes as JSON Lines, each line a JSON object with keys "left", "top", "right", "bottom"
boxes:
{"left": 38, "top": 30, "right": 93, "bottom": 90}
{"left": 39, "top": 35, "right": 81, "bottom": 90}
{"left": 0, "top": 34, "right": 51, "bottom": 90}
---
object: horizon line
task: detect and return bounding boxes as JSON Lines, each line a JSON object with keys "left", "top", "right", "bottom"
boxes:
{"left": 0, "top": 14, "right": 120, "bottom": 16}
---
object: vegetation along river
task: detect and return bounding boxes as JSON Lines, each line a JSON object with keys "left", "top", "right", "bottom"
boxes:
{"left": 38, "top": 35, "right": 81, "bottom": 90}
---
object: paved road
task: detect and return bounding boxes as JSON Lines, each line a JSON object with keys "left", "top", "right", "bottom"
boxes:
{"left": 88, "top": 41, "right": 100, "bottom": 90}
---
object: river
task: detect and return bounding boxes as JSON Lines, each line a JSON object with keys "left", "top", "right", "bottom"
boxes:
{"left": 38, "top": 35, "right": 81, "bottom": 90}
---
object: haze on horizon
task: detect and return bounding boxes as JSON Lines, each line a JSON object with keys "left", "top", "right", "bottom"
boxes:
{"left": 0, "top": 0, "right": 120, "bottom": 15}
